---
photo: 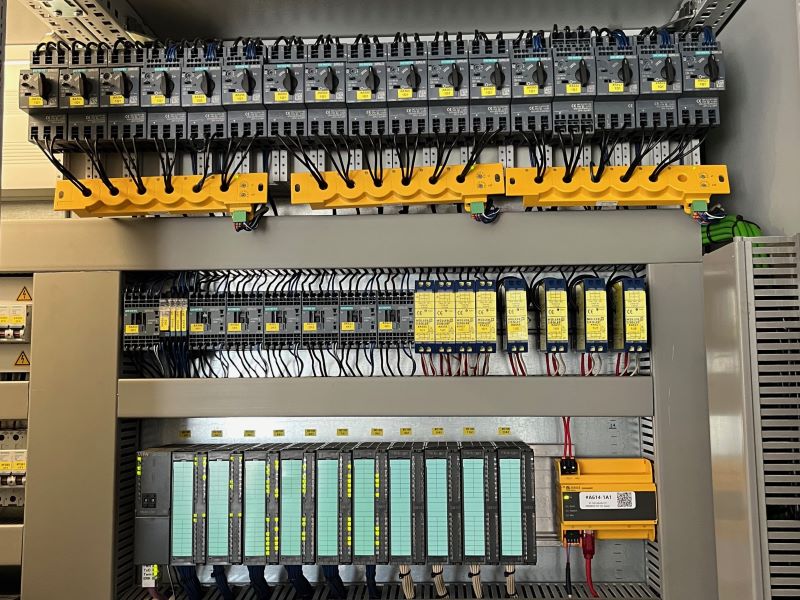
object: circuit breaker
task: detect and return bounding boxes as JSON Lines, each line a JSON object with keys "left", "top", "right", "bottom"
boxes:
{"left": 679, "top": 31, "right": 724, "bottom": 127}
{"left": 637, "top": 30, "right": 682, "bottom": 130}
{"left": 346, "top": 39, "right": 388, "bottom": 135}
{"left": 223, "top": 40, "right": 266, "bottom": 138}
{"left": 594, "top": 33, "right": 638, "bottom": 131}
{"left": 387, "top": 36, "right": 428, "bottom": 135}
{"left": 305, "top": 40, "right": 348, "bottom": 136}
{"left": 142, "top": 44, "right": 186, "bottom": 139}
{"left": 510, "top": 32, "right": 553, "bottom": 133}
{"left": 428, "top": 35, "right": 469, "bottom": 134}
{"left": 266, "top": 41, "right": 306, "bottom": 137}
{"left": 551, "top": 29, "right": 596, "bottom": 133}
{"left": 469, "top": 34, "right": 511, "bottom": 132}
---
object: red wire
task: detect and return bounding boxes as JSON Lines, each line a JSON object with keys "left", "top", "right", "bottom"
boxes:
{"left": 509, "top": 354, "right": 518, "bottom": 376}
{"left": 517, "top": 353, "right": 527, "bottom": 376}
{"left": 546, "top": 353, "right": 552, "bottom": 376}
{"left": 580, "top": 354, "right": 585, "bottom": 376}
{"left": 422, "top": 355, "right": 429, "bottom": 376}
{"left": 615, "top": 353, "right": 621, "bottom": 376}
{"left": 585, "top": 558, "right": 599, "bottom": 598}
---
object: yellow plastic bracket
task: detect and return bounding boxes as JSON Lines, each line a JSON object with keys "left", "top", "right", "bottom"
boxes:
{"left": 291, "top": 164, "right": 504, "bottom": 210}
{"left": 506, "top": 165, "right": 729, "bottom": 213}
{"left": 54, "top": 173, "right": 268, "bottom": 217}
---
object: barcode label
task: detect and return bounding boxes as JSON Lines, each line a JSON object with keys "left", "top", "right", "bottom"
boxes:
{"left": 579, "top": 491, "right": 636, "bottom": 510}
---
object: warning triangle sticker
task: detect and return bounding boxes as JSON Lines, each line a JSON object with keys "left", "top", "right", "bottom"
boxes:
{"left": 16, "top": 287, "right": 32, "bottom": 302}
{"left": 14, "top": 351, "right": 30, "bottom": 366}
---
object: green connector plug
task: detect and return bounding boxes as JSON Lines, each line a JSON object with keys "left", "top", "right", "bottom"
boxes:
{"left": 690, "top": 200, "right": 708, "bottom": 213}
{"left": 470, "top": 201, "right": 485, "bottom": 214}
{"left": 232, "top": 210, "right": 247, "bottom": 223}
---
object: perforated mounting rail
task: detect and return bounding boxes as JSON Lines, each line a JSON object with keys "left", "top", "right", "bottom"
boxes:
{"left": 290, "top": 164, "right": 505, "bottom": 210}
{"left": 54, "top": 173, "right": 268, "bottom": 218}
{"left": 505, "top": 165, "right": 730, "bottom": 213}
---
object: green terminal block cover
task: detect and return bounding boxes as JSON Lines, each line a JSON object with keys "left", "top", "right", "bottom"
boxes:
{"left": 232, "top": 209, "right": 248, "bottom": 223}
{"left": 691, "top": 200, "right": 708, "bottom": 213}
{"left": 470, "top": 201, "right": 485, "bottom": 214}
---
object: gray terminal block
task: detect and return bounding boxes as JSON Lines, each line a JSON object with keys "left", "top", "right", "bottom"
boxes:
{"left": 387, "top": 38, "right": 428, "bottom": 135}
{"left": 147, "top": 111, "right": 187, "bottom": 140}
{"left": 68, "top": 112, "right": 107, "bottom": 142}
{"left": 636, "top": 32, "right": 682, "bottom": 130}
{"left": 59, "top": 67, "right": 101, "bottom": 110}
{"left": 227, "top": 108, "right": 266, "bottom": 138}
{"left": 141, "top": 46, "right": 183, "bottom": 110}
{"left": 134, "top": 449, "right": 172, "bottom": 566}
{"left": 594, "top": 35, "right": 639, "bottom": 131}
{"left": 305, "top": 46, "right": 348, "bottom": 136}
{"left": 19, "top": 68, "right": 60, "bottom": 111}
{"left": 264, "top": 59, "right": 306, "bottom": 137}
{"left": 187, "top": 110, "right": 227, "bottom": 141}
{"left": 28, "top": 112, "right": 67, "bottom": 142}
{"left": 182, "top": 44, "right": 224, "bottom": 110}
{"left": 510, "top": 35, "right": 553, "bottom": 133}
{"left": 347, "top": 41, "right": 388, "bottom": 135}
{"left": 469, "top": 36, "right": 512, "bottom": 133}
{"left": 108, "top": 111, "right": 146, "bottom": 140}
{"left": 428, "top": 36, "right": 470, "bottom": 134}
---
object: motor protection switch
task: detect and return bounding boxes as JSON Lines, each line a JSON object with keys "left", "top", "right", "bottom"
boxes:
{"left": 99, "top": 67, "right": 141, "bottom": 108}
{"left": 264, "top": 63, "right": 305, "bottom": 105}
{"left": 19, "top": 69, "right": 60, "bottom": 110}
{"left": 59, "top": 69, "right": 100, "bottom": 109}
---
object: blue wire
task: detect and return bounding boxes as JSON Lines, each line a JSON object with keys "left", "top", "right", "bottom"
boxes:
{"left": 659, "top": 28, "right": 670, "bottom": 48}
{"left": 703, "top": 26, "right": 715, "bottom": 45}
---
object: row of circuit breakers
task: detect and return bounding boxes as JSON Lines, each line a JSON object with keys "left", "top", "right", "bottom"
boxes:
{"left": 20, "top": 28, "right": 724, "bottom": 143}
{"left": 134, "top": 442, "right": 535, "bottom": 567}
{"left": 123, "top": 276, "right": 648, "bottom": 354}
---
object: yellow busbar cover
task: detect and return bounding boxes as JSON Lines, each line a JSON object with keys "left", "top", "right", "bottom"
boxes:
{"left": 556, "top": 458, "right": 657, "bottom": 541}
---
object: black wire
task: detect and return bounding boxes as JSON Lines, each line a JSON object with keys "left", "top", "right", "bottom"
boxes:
{"left": 35, "top": 137, "right": 92, "bottom": 196}
{"left": 79, "top": 137, "right": 118, "bottom": 194}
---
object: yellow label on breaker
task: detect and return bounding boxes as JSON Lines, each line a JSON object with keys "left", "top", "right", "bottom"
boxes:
{"left": 190, "top": 323, "right": 205, "bottom": 333}
{"left": 506, "top": 290, "right": 528, "bottom": 342}
{"left": 397, "top": 88, "right": 413, "bottom": 99}
{"left": 110, "top": 94, "right": 125, "bottom": 105}
{"left": 651, "top": 81, "right": 667, "bottom": 92}
{"left": 315, "top": 89, "right": 331, "bottom": 101}
{"left": 546, "top": 289, "right": 569, "bottom": 342}
{"left": 69, "top": 96, "right": 85, "bottom": 106}
{"left": 341, "top": 321, "right": 356, "bottom": 332}
{"left": 438, "top": 86, "right": 454, "bottom": 97}
{"left": 356, "top": 90, "right": 372, "bottom": 100}
{"left": 125, "top": 324, "right": 140, "bottom": 335}
{"left": 414, "top": 288, "right": 435, "bottom": 343}
{"left": 0, "top": 461, "right": 12, "bottom": 472}
{"left": 694, "top": 78, "right": 710, "bottom": 89}
{"left": 625, "top": 289, "right": 648, "bottom": 342}
{"left": 523, "top": 85, "right": 539, "bottom": 96}
{"left": 609, "top": 82, "right": 625, "bottom": 93}
{"left": 566, "top": 83, "right": 582, "bottom": 94}
{"left": 28, "top": 96, "right": 44, "bottom": 107}
{"left": 379, "top": 322, "right": 393, "bottom": 331}
{"left": 151, "top": 94, "right": 166, "bottom": 105}
{"left": 481, "top": 85, "right": 496, "bottom": 97}
{"left": 585, "top": 290, "right": 608, "bottom": 342}
{"left": 455, "top": 288, "right": 477, "bottom": 343}
{"left": 192, "top": 93, "right": 208, "bottom": 104}
{"left": 303, "top": 322, "right": 317, "bottom": 332}
{"left": 435, "top": 287, "right": 456, "bottom": 344}
{"left": 265, "top": 323, "right": 280, "bottom": 332}
{"left": 232, "top": 92, "right": 248, "bottom": 102}
{"left": 476, "top": 288, "right": 498, "bottom": 343}
{"left": 274, "top": 91, "right": 289, "bottom": 101}
{"left": 228, "top": 322, "right": 243, "bottom": 333}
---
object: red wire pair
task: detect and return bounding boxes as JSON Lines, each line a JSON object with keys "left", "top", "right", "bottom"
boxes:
{"left": 561, "top": 416, "right": 573, "bottom": 459}
{"left": 615, "top": 352, "right": 630, "bottom": 376}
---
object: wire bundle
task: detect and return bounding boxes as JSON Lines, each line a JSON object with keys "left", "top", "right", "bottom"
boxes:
{"left": 701, "top": 213, "right": 761, "bottom": 248}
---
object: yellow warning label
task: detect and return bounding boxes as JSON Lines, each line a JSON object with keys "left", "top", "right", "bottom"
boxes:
{"left": 566, "top": 83, "right": 582, "bottom": 94}
{"left": 498, "top": 426, "right": 512, "bottom": 436}
{"left": 651, "top": 80, "right": 667, "bottom": 92}
{"left": 356, "top": 90, "right": 372, "bottom": 100}
{"left": 14, "top": 352, "right": 30, "bottom": 367}
{"left": 337, "top": 428, "right": 349, "bottom": 437}
{"left": 151, "top": 94, "right": 166, "bottom": 105}
{"left": 274, "top": 91, "right": 290, "bottom": 101}
{"left": 400, "top": 427, "right": 413, "bottom": 436}
{"left": 341, "top": 321, "right": 356, "bottom": 332}
{"left": 463, "top": 426, "right": 476, "bottom": 436}
{"left": 16, "top": 287, "right": 31, "bottom": 302}
{"left": 110, "top": 94, "right": 125, "bottom": 105}
{"left": 228, "top": 322, "right": 243, "bottom": 333}
{"left": 315, "top": 89, "right": 331, "bottom": 101}
{"left": 371, "top": 428, "right": 384, "bottom": 437}
{"left": 585, "top": 289, "right": 608, "bottom": 342}
{"left": 432, "top": 427, "right": 445, "bottom": 436}
{"left": 125, "top": 324, "right": 140, "bottom": 335}
{"left": 625, "top": 289, "right": 648, "bottom": 342}
{"left": 211, "top": 430, "right": 223, "bottom": 438}
{"left": 191, "top": 93, "right": 207, "bottom": 104}
{"left": 397, "top": 88, "right": 413, "bottom": 99}
{"left": 190, "top": 323, "right": 205, "bottom": 333}
{"left": 609, "top": 82, "right": 625, "bottom": 93}
{"left": 69, "top": 96, "right": 85, "bottom": 106}
{"left": 481, "top": 85, "right": 497, "bottom": 97}
{"left": 523, "top": 84, "right": 539, "bottom": 96}
{"left": 378, "top": 321, "right": 393, "bottom": 331}
{"left": 179, "top": 430, "right": 191, "bottom": 439}
{"left": 28, "top": 96, "right": 44, "bottom": 107}
{"left": 438, "top": 86, "right": 454, "bottom": 98}
{"left": 476, "top": 287, "right": 497, "bottom": 343}
{"left": 265, "top": 322, "right": 280, "bottom": 332}
{"left": 414, "top": 288, "right": 435, "bottom": 343}
{"left": 455, "top": 287, "right": 476, "bottom": 343}
{"left": 232, "top": 92, "right": 248, "bottom": 102}
{"left": 506, "top": 289, "right": 528, "bottom": 342}
{"left": 546, "top": 289, "right": 569, "bottom": 342}
{"left": 694, "top": 78, "right": 710, "bottom": 89}
{"left": 435, "top": 285, "right": 456, "bottom": 343}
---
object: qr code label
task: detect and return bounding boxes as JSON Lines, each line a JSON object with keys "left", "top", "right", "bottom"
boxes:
{"left": 579, "top": 491, "right": 637, "bottom": 510}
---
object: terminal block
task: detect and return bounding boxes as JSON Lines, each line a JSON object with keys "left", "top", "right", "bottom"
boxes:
{"left": 637, "top": 29, "right": 682, "bottom": 130}
{"left": 108, "top": 111, "right": 146, "bottom": 140}
{"left": 510, "top": 31, "right": 553, "bottom": 133}
{"left": 305, "top": 39, "right": 348, "bottom": 136}
{"left": 28, "top": 113, "right": 66, "bottom": 142}
{"left": 67, "top": 112, "right": 106, "bottom": 142}
{"left": 265, "top": 39, "right": 306, "bottom": 137}
{"left": 346, "top": 38, "right": 388, "bottom": 135}
{"left": 594, "top": 32, "right": 638, "bottom": 131}
{"left": 428, "top": 33, "right": 469, "bottom": 134}
{"left": 469, "top": 33, "right": 511, "bottom": 133}
{"left": 551, "top": 28, "right": 596, "bottom": 133}
{"left": 387, "top": 34, "right": 428, "bottom": 135}
{"left": 678, "top": 29, "right": 725, "bottom": 127}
